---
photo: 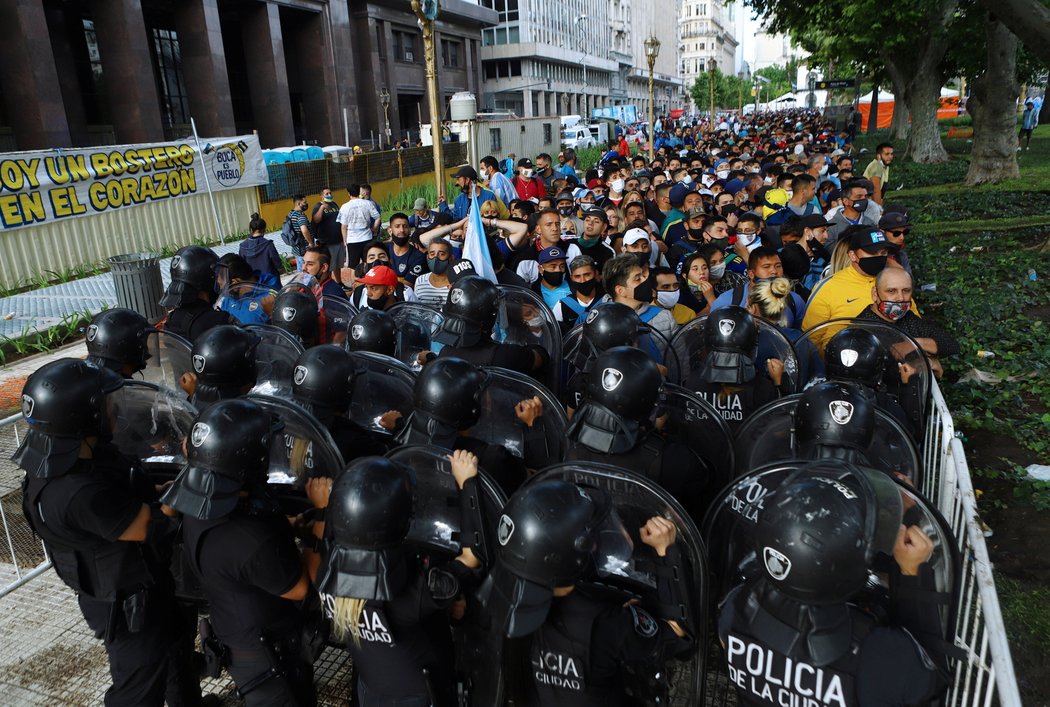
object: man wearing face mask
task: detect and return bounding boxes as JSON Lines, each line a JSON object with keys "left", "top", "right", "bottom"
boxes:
{"left": 351, "top": 264, "right": 416, "bottom": 310}
{"left": 512, "top": 158, "right": 546, "bottom": 201}
{"left": 480, "top": 155, "right": 517, "bottom": 207}
{"left": 603, "top": 253, "right": 677, "bottom": 357}
{"left": 802, "top": 226, "right": 917, "bottom": 349}
{"left": 531, "top": 246, "right": 572, "bottom": 312}
{"left": 827, "top": 179, "right": 879, "bottom": 248}
{"left": 440, "top": 166, "right": 508, "bottom": 221}
{"left": 879, "top": 211, "right": 913, "bottom": 275}
{"left": 534, "top": 152, "right": 558, "bottom": 195}
{"left": 606, "top": 173, "right": 627, "bottom": 206}
{"left": 661, "top": 190, "right": 705, "bottom": 246}
{"left": 554, "top": 189, "right": 577, "bottom": 218}
{"left": 665, "top": 206, "right": 709, "bottom": 272}
{"left": 555, "top": 255, "right": 604, "bottom": 331}
{"left": 653, "top": 266, "right": 696, "bottom": 325}
{"left": 658, "top": 183, "right": 693, "bottom": 240}
{"left": 623, "top": 228, "right": 660, "bottom": 270}
{"left": 856, "top": 268, "right": 958, "bottom": 378}
{"left": 385, "top": 213, "right": 427, "bottom": 284}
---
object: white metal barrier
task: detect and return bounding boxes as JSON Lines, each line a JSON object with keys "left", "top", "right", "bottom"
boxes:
{"left": 0, "top": 411, "right": 51, "bottom": 598}
{"left": 921, "top": 380, "right": 1021, "bottom": 707}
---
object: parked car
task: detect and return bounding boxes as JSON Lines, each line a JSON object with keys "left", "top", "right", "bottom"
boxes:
{"left": 562, "top": 125, "right": 596, "bottom": 149}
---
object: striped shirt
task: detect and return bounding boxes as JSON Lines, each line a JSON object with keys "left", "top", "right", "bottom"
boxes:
{"left": 412, "top": 273, "right": 450, "bottom": 308}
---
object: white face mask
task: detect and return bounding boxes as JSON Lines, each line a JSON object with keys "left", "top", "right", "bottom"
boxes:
{"left": 819, "top": 164, "right": 828, "bottom": 175}
{"left": 785, "top": 190, "right": 794, "bottom": 199}
{"left": 709, "top": 262, "right": 727, "bottom": 278}
{"left": 611, "top": 179, "right": 625, "bottom": 192}
{"left": 737, "top": 232, "right": 758, "bottom": 247}
{"left": 716, "top": 170, "right": 729, "bottom": 180}
{"left": 682, "top": 175, "right": 693, "bottom": 185}
{"left": 763, "top": 177, "right": 774, "bottom": 185}
{"left": 656, "top": 290, "right": 680, "bottom": 308}
{"left": 521, "top": 168, "right": 533, "bottom": 179}
{"left": 525, "top": 315, "right": 545, "bottom": 327}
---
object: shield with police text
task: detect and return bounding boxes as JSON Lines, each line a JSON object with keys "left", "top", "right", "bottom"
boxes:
{"left": 108, "top": 380, "right": 198, "bottom": 481}
{"left": 702, "top": 459, "right": 959, "bottom": 636}
{"left": 319, "top": 295, "right": 358, "bottom": 346}
{"left": 139, "top": 330, "right": 194, "bottom": 395}
{"left": 732, "top": 395, "right": 922, "bottom": 482}
{"left": 515, "top": 463, "right": 709, "bottom": 706}
{"left": 245, "top": 324, "right": 306, "bottom": 398}
{"left": 493, "top": 286, "right": 563, "bottom": 393}
{"left": 470, "top": 367, "right": 569, "bottom": 468}
{"left": 658, "top": 384, "right": 736, "bottom": 514}
{"left": 665, "top": 315, "right": 801, "bottom": 392}
{"left": 385, "top": 301, "right": 445, "bottom": 371}
{"left": 345, "top": 351, "right": 417, "bottom": 438}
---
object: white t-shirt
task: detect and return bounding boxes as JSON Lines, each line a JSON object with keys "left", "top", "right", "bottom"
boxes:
{"left": 337, "top": 198, "right": 380, "bottom": 244}
{"left": 412, "top": 273, "right": 450, "bottom": 307}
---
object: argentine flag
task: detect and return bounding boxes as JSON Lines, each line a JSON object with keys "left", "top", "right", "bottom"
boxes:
{"left": 462, "top": 189, "right": 499, "bottom": 283}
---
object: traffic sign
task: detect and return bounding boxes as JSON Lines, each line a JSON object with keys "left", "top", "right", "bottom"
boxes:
{"left": 815, "top": 79, "right": 857, "bottom": 90}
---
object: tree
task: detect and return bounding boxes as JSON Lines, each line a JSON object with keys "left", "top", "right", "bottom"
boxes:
{"left": 964, "top": 14, "right": 1021, "bottom": 185}
{"left": 690, "top": 69, "right": 748, "bottom": 113}
{"left": 974, "top": 0, "right": 1050, "bottom": 69}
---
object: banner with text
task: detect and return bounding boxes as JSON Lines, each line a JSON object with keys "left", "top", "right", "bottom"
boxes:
{"left": 0, "top": 134, "right": 268, "bottom": 231}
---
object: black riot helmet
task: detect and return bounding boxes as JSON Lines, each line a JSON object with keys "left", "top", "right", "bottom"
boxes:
{"left": 568, "top": 302, "right": 649, "bottom": 372}
{"left": 84, "top": 308, "right": 157, "bottom": 375}
{"left": 794, "top": 381, "right": 875, "bottom": 458}
{"left": 272, "top": 288, "right": 320, "bottom": 344}
{"left": 582, "top": 346, "right": 662, "bottom": 422}
{"left": 317, "top": 457, "right": 415, "bottom": 601}
{"left": 480, "top": 479, "right": 613, "bottom": 638}
{"left": 700, "top": 305, "right": 758, "bottom": 384}
{"left": 292, "top": 345, "right": 360, "bottom": 417}
{"left": 824, "top": 328, "right": 887, "bottom": 389}
{"left": 754, "top": 461, "right": 902, "bottom": 605}
{"left": 190, "top": 325, "right": 259, "bottom": 406}
{"left": 398, "top": 357, "right": 489, "bottom": 448}
{"left": 161, "top": 398, "right": 284, "bottom": 520}
{"left": 159, "top": 245, "right": 219, "bottom": 308}
{"left": 347, "top": 308, "right": 397, "bottom": 356}
{"left": 433, "top": 275, "right": 500, "bottom": 347}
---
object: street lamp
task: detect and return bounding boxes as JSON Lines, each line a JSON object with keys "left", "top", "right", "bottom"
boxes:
{"left": 644, "top": 35, "right": 660, "bottom": 161}
{"left": 709, "top": 58, "right": 717, "bottom": 124}
{"left": 379, "top": 87, "right": 391, "bottom": 148}
{"left": 411, "top": 0, "right": 443, "bottom": 199}
{"left": 575, "top": 14, "right": 588, "bottom": 115}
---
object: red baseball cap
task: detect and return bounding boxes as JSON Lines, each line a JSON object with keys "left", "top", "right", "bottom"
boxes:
{"left": 357, "top": 265, "right": 397, "bottom": 287}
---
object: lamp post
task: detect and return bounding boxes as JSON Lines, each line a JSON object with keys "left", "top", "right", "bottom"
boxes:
{"left": 709, "top": 58, "right": 717, "bottom": 125}
{"left": 575, "top": 15, "right": 588, "bottom": 115}
{"left": 379, "top": 87, "right": 391, "bottom": 148}
{"left": 644, "top": 35, "right": 660, "bottom": 161}
{"left": 411, "top": 0, "right": 443, "bottom": 199}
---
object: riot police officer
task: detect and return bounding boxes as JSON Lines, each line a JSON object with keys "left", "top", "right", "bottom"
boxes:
{"left": 161, "top": 399, "right": 320, "bottom": 706}
{"left": 480, "top": 478, "right": 692, "bottom": 706}
{"left": 272, "top": 288, "right": 321, "bottom": 347}
{"left": 180, "top": 325, "right": 259, "bottom": 408}
{"left": 14, "top": 359, "right": 202, "bottom": 706}
{"left": 393, "top": 357, "right": 530, "bottom": 493}
{"left": 159, "top": 245, "right": 234, "bottom": 341}
{"left": 683, "top": 306, "right": 786, "bottom": 431}
{"left": 563, "top": 302, "right": 651, "bottom": 412}
{"left": 307, "top": 452, "right": 483, "bottom": 705}
{"left": 85, "top": 307, "right": 157, "bottom": 378}
{"left": 346, "top": 308, "right": 398, "bottom": 357}
{"left": 794, "top": 380, "right": 876, "bottom": 465}
{"left": 291, "top": 345, "right": 388, "bottom": 460}
{"left": 718, "top": 462, "right": 948, "bottom": 706}
{"left": 567, "top": 346, "right": 713, "bottom": 518}
{"left": 428, "top": 275, "right": 549, "bottom": 376}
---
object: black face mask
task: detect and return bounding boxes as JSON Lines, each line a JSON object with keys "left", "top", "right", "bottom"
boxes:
{"left": 367, "top": 294, "right": 390, "bottom": 310}
{"left": 633, "top": 252, "right": 650, "bottom": 268}
{"left": 460, "top": 183, "right": 471, "bottom": 194}
{"left": 808, "top": 238, "right": 829, "bottom": 260}
{"left": 687, "top": 227, "right": 705, "bottom": 241}
{"left": 850, "top": 198, "right": 868, "bottom": 214}
{"left": 857, "top": 254, "right": 888, "bottom": 276}
{"left": 558, "top": 206, "right": 574, "bottom": 216}
{"left": 391, "top": 235, "right": 410, "bottom": 247}
{"left": 709, "top": 237, "right": 729, "bottom": 250}
{"left": 570, "top": 278, "right": 598, "bottom": 296}
{"left": 632, "top": 275, "right": 655, "bottom": 303}
{"left": 542, "top": 271, "right": 565, "bottom": 287}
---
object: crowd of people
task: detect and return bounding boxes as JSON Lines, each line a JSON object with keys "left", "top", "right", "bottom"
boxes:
{"left": 16, "top": 109, "right": 962, "bottom": 707}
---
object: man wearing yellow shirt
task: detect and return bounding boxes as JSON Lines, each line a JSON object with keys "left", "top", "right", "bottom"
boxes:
{"left": 802, "top": 225, "right": 915, "bottom": 348}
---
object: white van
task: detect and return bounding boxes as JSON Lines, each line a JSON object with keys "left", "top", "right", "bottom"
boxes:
{"left": 561, "top": 125, "right": 595, "bottom": 149}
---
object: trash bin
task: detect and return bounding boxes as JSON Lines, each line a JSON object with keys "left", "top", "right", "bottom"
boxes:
{"left": 107, "top": 252, "right": 165, "bottom": 323}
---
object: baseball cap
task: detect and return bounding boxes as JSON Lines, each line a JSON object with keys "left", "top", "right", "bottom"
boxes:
{"left": 878, "top": 211, "right": 911, "bottom": 231}
{"left": 356, "top": 265, "right": 397, "bottom": 287}
{"left": 581, "top": 207, "right": 608, "bottom": 223}
{"left": 537, "top": 247, "right": 566, "bottom": 265}
{"left": 622, "top": 228, "right": 650, "bottom": 248}
{"left": 453, "top": 165, "right": 478, "bottom": 180}
{"left": 686, "top": 206, "right": 706, "bottom": 220}
{"left": 587, "top": 178, "right": 604, "bottom": 190}
{"left": 413, "top": 197, "right": 429, "bottom": 211}
{"left": 847, "top": 227, "right": 896, "bottom": 253}
{"left": 555, "top": 190, "right": 575, "bottom": 203}
{"left": 799, "top": 214, "right": 831, "bottom": 229}
{"left": 518, "top": 158, "right": 534, "bottom": 168}
{"left": 669, "top": 183, "right": 691, "bottom": 207}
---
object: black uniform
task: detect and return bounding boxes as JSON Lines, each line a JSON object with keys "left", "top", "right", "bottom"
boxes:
{"left": 685, "top": 375, "right": 781, "bottom": 432}
{"left": 183, "top": 503, "right": 316, "bottom": 706}
{"left": 438, "top": 339, "right": 546, "bottom": 376}
{"left": 164, "top": 300, "right": 235, "bottom": 343}
{"left": 22, "top": 445, "right": 200, "bottom": 707}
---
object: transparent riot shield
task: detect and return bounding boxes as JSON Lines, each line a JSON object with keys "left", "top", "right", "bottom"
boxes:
{"left": 245, "top": 393, "right": 345, "bottom": 486}
{"left": 385, "top": 445, "right": 509, "bottom": 707}
{"left": 216, "top": 281, "right": 278, "bottom": 326}
{"left": 245, "top": 325, "right": 306, "bottom": 398}
{"left": 666, "top": 315, "right": 801, "bottom": 392}
{"left": 320, "top": 294, "right": 357, "bottom": 346}
{"left": 799, "top": 318, "right": 931, "bottom": 425}
{"left": 110, "top": 380, "right": 197, "bottom": 481}
{"left": 701, "top": 460, "right": 959, "bottom": 636}
{"left": 139, "top": 330, "right": 194, "bottom": 394}
{"left": 494, "top": 286, "right": 563, "bottom": 393}
{"left": 731, "top": 395, "right": 922, "bottom": 481}
{"left": 520, "top": 463, "right": 709, "bottom": 706}
{"left": 385, "top": 301, "right": 445, "bottom": 371}
{"left": 562, "top": 323, "right": 680, "bottom": 407}
{"left": 346, "top": 350, "right": 417, "bottom": 438}
{"left": 469, "top": 367, "right": 569, "bottom": 467}
{"left": 659, "top": 384, "right": 736, "bottom": 501}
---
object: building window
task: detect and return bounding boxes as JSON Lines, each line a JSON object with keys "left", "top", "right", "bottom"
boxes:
{"left": 490, "top": 128, "right": 502, "bottom": 152}
{"left": 151, "top": 28, "right": 189, "bottom": 127}
{"left": 81, "top": 19, "right": 109, "bottom": 124}
{"left": 393, "top": 30, "right": 416, "bottom": 62}
{"left": 442, "top": 39, "right": 462, "bottom": 68}
{"left": 543, "top": 123, "right": 552, "bottom": 144}
{"left": 376, "top": 25, "right": 385, "bottom": 58}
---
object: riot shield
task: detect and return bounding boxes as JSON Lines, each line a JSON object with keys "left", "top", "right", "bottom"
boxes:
{"left": 732, "top": 395, "right": 922, "bottom": 481}
{"left": 469, "top": 367, "right": 569, "bottom": 467}
{"left": 659, "top": 384, "right": 736, "bottom": 499}
{"left": 562, "top": 323, "right": 680, "bottom": 404}
{"left": 798, "top": 318, "right": 931, "bottom": 423}
{"left": 139, "top": 330, "right": 194, "bottom": 394}
{"left": 701, "top": 460, "right": 959, "bottom": 635}
{"left": 110, "top": 380, "right": 197, "bottom": 480}
{"left": 346, "top": 350, "right": 417, "bottom": 437}
{"left": 216, "top": 281, "right": 278, "bottom": 326}
{"left": 385, "top": 301, "right": 444, "bottom": 371}
{"left": 385, "top": 445, "right": 509, "bottom": 707}
{"left": 320, "top": 294, "right": 357, "bottom": 346}
{"left": 245, "top": 393, "right": 345, "bottom": 487}
{"left": 666, "top": 315, "right": 801, "bottom": 392}
{"left": 245, "top": 325, "right": 306, "bottom": 398}
{"left": 494, "top": 286, "right": 563, "bottom": 392}
{"left": 519, "top": 463, "right": 709, "bottom": 706}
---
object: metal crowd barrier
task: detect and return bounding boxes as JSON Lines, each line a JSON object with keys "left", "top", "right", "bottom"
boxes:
{"left": 0, "top": 412, "right": 51, "bottom": 599}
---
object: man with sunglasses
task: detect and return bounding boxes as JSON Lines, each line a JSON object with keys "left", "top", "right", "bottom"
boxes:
{"left": 879, "top": 211, "right": 913, "bottom": 275}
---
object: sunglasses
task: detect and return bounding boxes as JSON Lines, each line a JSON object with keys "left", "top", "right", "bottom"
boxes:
{"left": 888, "top": 229, "right": 911, "bottom": 237}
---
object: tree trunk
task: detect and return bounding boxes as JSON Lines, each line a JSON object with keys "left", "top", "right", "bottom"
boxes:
{"left": 891, "top": 99, "right": 911, "bottom": 141}
{"left": 975, "top": 0, "right": 1050, "bottom": 69}
{"left": 901, "top": 69, "right": 950, "bottom": 163}
{"left": 867, "top": 84, "right": 880, "bottom": 134}
{"left": 965, "top": 16, "right": 1021, "bottom": 185}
